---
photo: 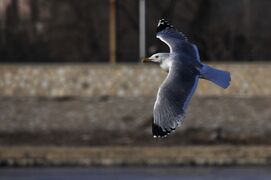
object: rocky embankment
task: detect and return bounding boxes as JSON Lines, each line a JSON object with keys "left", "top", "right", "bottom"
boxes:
{"left": 0, "top": 96, "right": 271, "bottom": 146}
{"left": 0, "top": 64, "right": 271, "bottom": 166}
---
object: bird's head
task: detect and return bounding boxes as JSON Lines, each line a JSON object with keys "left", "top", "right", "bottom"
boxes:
{"left": 142, "top": 53, "right": 169, "bottom": 64}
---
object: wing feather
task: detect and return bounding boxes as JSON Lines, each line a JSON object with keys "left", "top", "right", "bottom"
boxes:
{"left": 156, "top": 19, "right": 188, "bottom": 53}
{"left": 156, "top": 19, "right": 201, "bottom": 64}
{"left": 153, "top": 61, "right": 199, "bottom": 137}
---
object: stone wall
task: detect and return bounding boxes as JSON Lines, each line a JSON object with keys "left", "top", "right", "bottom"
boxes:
{"left": 0, "top": 63, "right": 270, "bottom": 97}
{"left": 0, "top": 63, "right": 270, "bottom": 146}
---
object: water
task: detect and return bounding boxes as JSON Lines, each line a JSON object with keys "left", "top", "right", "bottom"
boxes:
{"left": 1, "top": 167, "right": 271, "bottom": 180}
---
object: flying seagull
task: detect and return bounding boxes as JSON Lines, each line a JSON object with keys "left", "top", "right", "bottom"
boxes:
{"left": 142, "top": 19, "right": 231, "bottom": 138}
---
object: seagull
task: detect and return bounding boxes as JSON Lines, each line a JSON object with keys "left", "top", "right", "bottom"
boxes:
{"left": 142, "top": 19, "right": 231, "bottom": 138}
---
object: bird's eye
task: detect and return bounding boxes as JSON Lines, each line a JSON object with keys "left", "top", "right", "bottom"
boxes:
{"left": 155, "top": 55, "right": 159, "bottom": 58}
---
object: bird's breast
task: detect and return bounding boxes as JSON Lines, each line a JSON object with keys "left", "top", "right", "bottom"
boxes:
{"left": 160, "top": 59, "right": 172, "bottom": 72}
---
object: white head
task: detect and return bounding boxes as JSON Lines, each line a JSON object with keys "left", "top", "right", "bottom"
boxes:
{"left": 142, "top": 53, "right": 170, "bottom": 64}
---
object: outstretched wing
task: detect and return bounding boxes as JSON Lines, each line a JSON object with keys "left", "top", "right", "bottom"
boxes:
{"left": 156, "top": 19, "right": 202, "bottom": 64}
{"left": 153, "top": 61, "right": 199, "bottom": 138}
{"left": 156, "top": 19, "right": 188, "bottom": 53}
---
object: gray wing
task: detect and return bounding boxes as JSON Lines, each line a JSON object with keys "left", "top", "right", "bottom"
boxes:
{"left": 152, "top": 61, "right": 199, "bottom": 138}
{"left": 156, "top": 19, "right": 187, "bottom": 53}
{"left": 156, "top": 19, "right": 201, "bottom": 62}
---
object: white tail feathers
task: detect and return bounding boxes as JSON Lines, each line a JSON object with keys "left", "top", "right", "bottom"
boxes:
{"left": 200, "top": 64, "right": 231, "bottom": 89}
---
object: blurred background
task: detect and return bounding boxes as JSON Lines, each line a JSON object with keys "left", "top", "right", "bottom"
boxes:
{"left": 0, "top": 0, "right": 271, "bottom": 63}
{"left": 0, "top": 0, "right": 271, "bottom": 179}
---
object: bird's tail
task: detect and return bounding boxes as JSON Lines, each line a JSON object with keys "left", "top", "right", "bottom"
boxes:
{"left": 200, "top": 64, "right": 231, "bottom": 89}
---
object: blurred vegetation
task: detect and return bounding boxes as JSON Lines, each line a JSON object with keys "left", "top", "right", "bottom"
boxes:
{"left": 0, "top": 0, "right": 270, "bottom": 63}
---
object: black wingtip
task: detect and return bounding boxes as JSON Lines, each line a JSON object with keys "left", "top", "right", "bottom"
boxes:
{"left": 152, "top": 123, "right": 175, "bottom": 138}
{"left": 156, "top": 19, "right": 188, "bottom": 41}
{"left": 156, "top": 19, "right": 175, "bottom": 33}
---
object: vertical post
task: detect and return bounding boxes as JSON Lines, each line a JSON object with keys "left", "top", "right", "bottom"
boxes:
{"left": 109, "top": 0, "right": 116, "bottom": 64}
{"left": 0, "top": 0, "right": 6, "bottom": 44}
{"left": 139, "top": 0, "right": 146, "bottom": 59}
